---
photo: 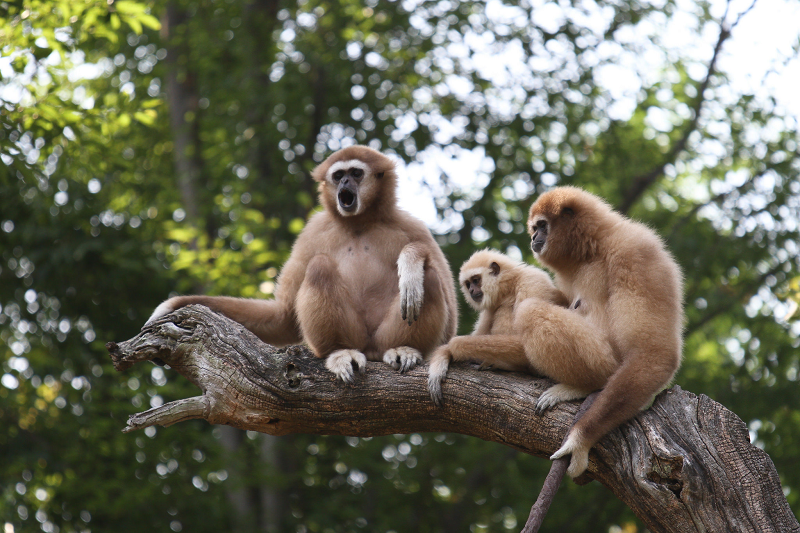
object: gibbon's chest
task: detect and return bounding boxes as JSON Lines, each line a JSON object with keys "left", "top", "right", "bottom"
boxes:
{"left": 328, "top": 232, "right": 401, "bottom": 301}
{"left": 562, "top": 266, "right": 611, "bottom": 330}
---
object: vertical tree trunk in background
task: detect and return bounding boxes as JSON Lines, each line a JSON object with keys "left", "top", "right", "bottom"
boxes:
{"left": 161, "top": 3, "right": 287, "bottom": 529}
{"left": 218, "top": 426, "right": 258, "bottom": 531}
{"left": 161, "top": 2, "right": 203, "bottom": 223}
{"left": 161, "top": 4, "right": 258, "bottom": 529}
{"left": 240, "top": 2, "right": 288, "bottom": 530}
{"left": 259, "top": 434, "right": 282, "bottom": 533}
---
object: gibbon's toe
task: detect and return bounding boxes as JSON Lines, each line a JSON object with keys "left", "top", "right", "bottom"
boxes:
{"left": 536, "top": 383, "right": 588, "bottom": 414}
{"left": 550, "top": 432, "right": 589, "bottom": 478}
{"left": 383, "top": 346, "right": 422, "bottom": 373}
{"left": 566, "top": 452, "right": 589, "bottom": 478}
{"left": 325, "top": 349, "right": 367, "bottom": 382}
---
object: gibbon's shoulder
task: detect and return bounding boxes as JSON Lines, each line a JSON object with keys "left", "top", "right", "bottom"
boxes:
{"left": 392, "top": 207, "right": 439, "bottom": 241}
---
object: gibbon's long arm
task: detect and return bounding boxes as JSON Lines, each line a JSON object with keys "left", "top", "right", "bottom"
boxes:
{"left": 427, "top": 334, "right": 528, "bottom": 407}
{"left": 148, "top": 296, "right": 301, "bottom": 347}
{"left": 144, "top": 243, "right": 314, "bottom": 347}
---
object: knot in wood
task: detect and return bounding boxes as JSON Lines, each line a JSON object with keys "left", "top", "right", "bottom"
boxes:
{"left": 285, "top": 362, "right": 304, "bottom": 388}
{"left": 647, "top": 454, "right": 684, "bottom": 498}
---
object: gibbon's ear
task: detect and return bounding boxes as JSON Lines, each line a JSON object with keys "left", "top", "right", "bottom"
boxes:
{"left": 490, "top": 262, "right": 501, "bottom": 276}
{"left": 377, "top": 172, "right": 385, "bottom": 179}
{"left": 561, "top": 206, "right": 575, "bottom": 216}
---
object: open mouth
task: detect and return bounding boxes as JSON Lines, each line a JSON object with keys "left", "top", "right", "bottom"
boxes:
{"left": 338, "top": 188, "right": 357, "bottom": 212}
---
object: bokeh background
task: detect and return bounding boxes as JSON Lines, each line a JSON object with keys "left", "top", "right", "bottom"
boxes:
{"left": 2, "top": 0, "right": 799, "bottom": 531}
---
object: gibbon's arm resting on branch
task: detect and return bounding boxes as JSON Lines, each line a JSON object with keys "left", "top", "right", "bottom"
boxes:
{"left": 107, "top": 305, "right": 799, "bottom": 533}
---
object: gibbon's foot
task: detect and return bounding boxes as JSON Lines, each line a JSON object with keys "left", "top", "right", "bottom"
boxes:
{"left": 550, "top": 432, "right": 589, "bottom": 478}
{"left": 535, "top": 383, "right": 589, "bottom": 415}
{"left": 325, "top": 349, "right": 368, "bottom": 382}
{"left": 383, "top": 346, "right": 422, "bottom": 373}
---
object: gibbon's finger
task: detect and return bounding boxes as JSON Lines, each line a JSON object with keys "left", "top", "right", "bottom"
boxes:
{"left": 398, "top": 254, "right": 425, "bottom": 325}
{"left": 400, "top": 284, "right": 423, "bottom": 325}
{"left": 427, "top": 349, "right": 450, "bottom": 407}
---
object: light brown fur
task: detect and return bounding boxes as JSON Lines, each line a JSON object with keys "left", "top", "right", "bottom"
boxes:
{"left": 426, "top": 249, "right": 617, "bottom": 406}
{"left": 146, "top": 146, "right": 458, "bottom": 381}
{"left": 527, "top": 186, "right": 683, "bottom": 477}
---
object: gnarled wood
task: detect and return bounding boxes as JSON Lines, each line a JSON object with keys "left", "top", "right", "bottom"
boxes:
{"left": 107, "top": 305, "right": 799, "bottom": 533}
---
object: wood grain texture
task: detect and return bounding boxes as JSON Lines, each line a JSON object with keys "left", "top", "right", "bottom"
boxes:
{"left": 107, "top": 305, "right": 799, "bottom": 533}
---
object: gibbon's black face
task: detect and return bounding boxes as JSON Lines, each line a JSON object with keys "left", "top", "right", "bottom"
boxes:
{"left": 463, "top": 275, "right": 483, "bottom": 303}
{"left": 332, "top": 165, "right": 363, "bottom": 213}
{"left": 531, "top": 219, "right": 548, "bottom": 254}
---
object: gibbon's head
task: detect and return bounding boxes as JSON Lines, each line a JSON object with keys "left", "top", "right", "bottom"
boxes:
{"left": 458, "top": 249, "right": 522, "bottom": 311}
{"left": 527, "top": 187, "right": 615, "bottom": 268}
{"left": 311, "top": 146, "right": 398, "bottom": 218}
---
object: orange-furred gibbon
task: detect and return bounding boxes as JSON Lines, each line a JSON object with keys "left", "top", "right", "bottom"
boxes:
{"left": 146, "top": 145, "right": 458, "bottom": 382}
{"left": 528, "top": 186, "right": 684, "bottom": 478}
{"left": 426, "top": 249, "right": 617, "bottom": 407}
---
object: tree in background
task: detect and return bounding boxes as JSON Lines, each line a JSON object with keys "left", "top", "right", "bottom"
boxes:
{"left": 2, "top": 0, "right": 799, "bottom": 531}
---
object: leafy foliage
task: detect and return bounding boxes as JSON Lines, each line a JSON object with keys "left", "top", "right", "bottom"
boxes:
{"left": 2, "top": 0, "right": 799, "bottom": 531}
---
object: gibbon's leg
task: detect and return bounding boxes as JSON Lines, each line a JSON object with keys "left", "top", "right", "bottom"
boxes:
{"left": 295, "top": 254, "right": 370, "bottom": 382}
{"left": 515, "top": 298, "right": 617, "bottom": 397}
{"left": 553, "top": 355, "right": 678, "bottom": 477}
{"left": 427, "top": 335, "right": 527, "bottom": 407}
{"left": 375, "top": 258, "right": 448, "bottom": 372}
{"left": 146, "top": 295, "right": 301, "bottom": 346}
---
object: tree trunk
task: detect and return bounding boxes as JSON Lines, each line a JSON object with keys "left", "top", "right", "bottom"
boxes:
{"left": 107, "top": 305, "right": 800, "bottom": 533}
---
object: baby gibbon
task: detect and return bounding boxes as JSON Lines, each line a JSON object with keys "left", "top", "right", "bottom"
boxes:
{"left": 528, "top": 186, "right": 683, "bottom": 477}
{"left": 147, "top": 145, "right": 458, "bottom": 382}
{"left": 427, "top": 249, "right": 617, "bottom": 408}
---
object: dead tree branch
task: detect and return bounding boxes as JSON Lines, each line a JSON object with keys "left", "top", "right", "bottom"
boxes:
{"left": 107, "top": 305, "right": 799, "bottom": 533}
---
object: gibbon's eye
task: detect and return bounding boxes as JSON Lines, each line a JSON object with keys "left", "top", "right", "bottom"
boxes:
{"left": 535, "top": 219, "right": 547, "bottom": 230}
{"left": 351, "top": 168, "right": 363, "bottom": 179}
{"left": 333, "top": 170, "right": 345, "bottom": 182}
{"left": 561, "top": 207, "right": 574, "bottom": 216}
{"left": 471, "top": 275, "right": 481, "bottom": 286}
{"left": 464, "top": 280, "right": 471, "bottom": 289}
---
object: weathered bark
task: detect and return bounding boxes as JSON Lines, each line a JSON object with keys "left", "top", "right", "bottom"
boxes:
{"left": 107, "top": 305, "right": 799, "bottom": 533}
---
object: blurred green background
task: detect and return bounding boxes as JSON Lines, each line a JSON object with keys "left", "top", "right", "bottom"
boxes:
{"left": 2, "top": 0, "right": 799, "bottom": 531}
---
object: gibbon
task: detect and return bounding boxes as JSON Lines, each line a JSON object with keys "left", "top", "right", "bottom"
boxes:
{"left": 427, "top": 249, "right": 617, "bottom": 408}
{"left": 146, "top": 145, "right": 458, "bottom": 381}
{"left": 528, "top": 186, "right": 684, "bottom": 477}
